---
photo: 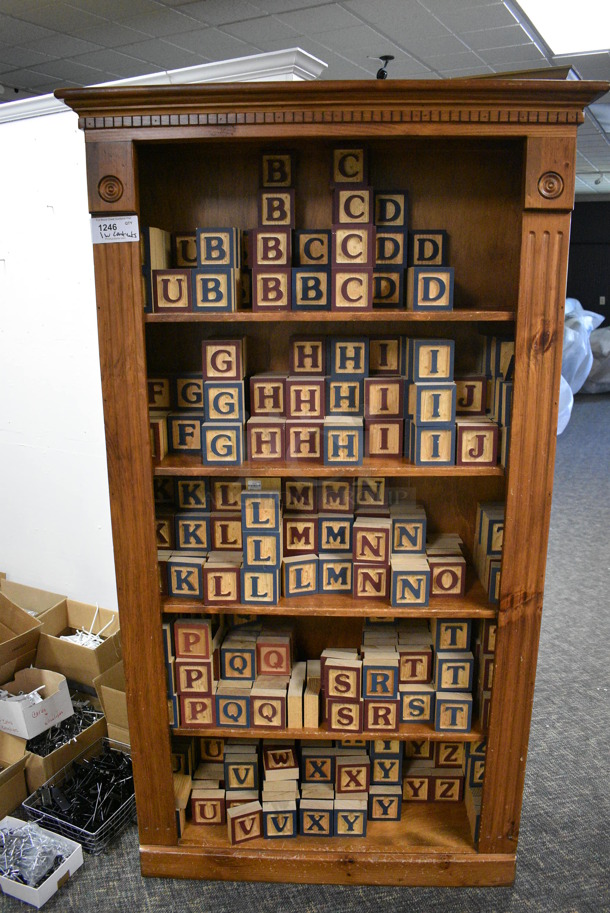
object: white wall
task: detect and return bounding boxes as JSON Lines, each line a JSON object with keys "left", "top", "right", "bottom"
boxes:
{"left": 0, "top": 109, "right": 118, "bottom": 608}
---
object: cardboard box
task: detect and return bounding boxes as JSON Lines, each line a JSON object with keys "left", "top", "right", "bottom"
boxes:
{"left": 0, "top": 815, "right": 83, "bottom": 909}
{"left": 35, "top": 600, "right": 121, "bottom": 690}
{"left": 0, "top": 669, "right": 74, "bottom": 740}
{"left": 0, "top": 593, "right": 41, "bottom": 683}
{"left": 93, "top": 660, "right": 129, "bottom": 745}
{"left": 0, "top": 580, "right": 66, "bottom": 619}
{"left": 0, "top": 732, "right": 28, "bottom": 818}
{"left": 25, "top": 699, "right": 107, "bottom": 792}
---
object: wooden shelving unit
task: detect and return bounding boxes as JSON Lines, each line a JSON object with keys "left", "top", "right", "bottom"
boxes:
{"left": 58, "top": 76, "right": 608, "bottom": 887}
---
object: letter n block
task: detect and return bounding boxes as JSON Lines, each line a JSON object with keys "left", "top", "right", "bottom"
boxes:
{"left": 390, "top": 557, "right": 430, "bottom": 608}
{"left": 353, "top": 563, "right": 389, "bottom": 601}
{"left": 202, "top": 339, "right": 246, "bottom": 381}
{"left": 406, "top": 266, "right": 454, "bottom": 311}
{"left": 152, "top": 269, "right": 192, "bottom": 312}
{"left": 364, "top": 699, "right": 400, "bottom": 733}
{"left": 227, "top": 801, "right": 263, "bottom": 845}
{"left": 201, "top": 422, "right": 244, "bottom": 465}
{"left": 179, "top": 694, "right": 216, "bottom": 728}
{"left": 353, "top": 519, "right": 391, "bottom": 564}
{"left": 435, "top": 692, "right": 473, "bottom": 733}
{"left": 292, "top": 268, "right": 331, "bottom": 311}
{"left": 324, "top": 419, "right": 364, "bottom": 466}
{"left": 368, "top": 786, "right": 402, "bottom": 821}
{"left": 167, "top": 556, "right": 205, "bottom": 600}
{"left": 252, "top": 268, "right": 291, "bottom": 311}
{"left": 400, "top": 684, "right": 435, "bottom": 724}
{"left": 247, "top": 418, "right": 285, "bottom": 462}
{"left": 456, "top": 419, "right": 499, "bottom": 466}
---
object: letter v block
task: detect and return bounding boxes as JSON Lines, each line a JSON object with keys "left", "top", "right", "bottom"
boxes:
{"left": 262, "top": 801, "right": 298, "bottom": 838}
{"left": 227, "top": 800, "right": 263, "bottom": 845}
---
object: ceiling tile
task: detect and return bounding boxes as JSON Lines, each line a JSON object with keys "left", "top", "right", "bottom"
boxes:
{"left": 164, "top": 27, "right": 253, "bottom": 58}
{"left": 0, "top": 14, "right": 57, "bottom": 44}
{"left": 114, "top": 39, "right": 205, "bottom": 69}
{"left": 120, "top": 8, "right": 205, "bottom": 38}
{"left": 69, "top": 47, "right": 170, "bottom": 76}
{"left": 428, "top": 1, "right": 518, "bottom": 33}
{"left": 177, "top": 0, "right": 269, "bottom": 26}
{"left": 343, "top": 0, "right": 452, "bottom": 41}
{"left": 275, "top": 4, "right": 362, "bottom": 35}
{"left": 431, "top": 51, "right": 488, "bottom": 71}
{"left": 441, "top": 64, "right": 494, "bottom": 76}
{"left": 0, "top": 45, "right": 55, "bottom": 67}
{"left": 21, "top": 34, "right": 103, "bottom": 58}
{"left": 460, "top": 24, "right": 532, "bottom": 51}
{"left": 71, "top": 22, "right": 152, "bottom": 48}
{"left": 0, "top": 66, "right": 63, "bottom": 89}
{"left": 479, "top": 43, "right": 546, "bottom": 65}
{"left": 313, "top": 23, "right": 402, "bottom": 54}
{"left": 399, "top": 35, "right": 470, "bottom": 58}
{"left": 12, "top": 2, "right": 106, "bottom": 34}
{"left": 220, "top": 16, "right": 300, "bottom": 43}
{"left": 30, "top": 58, "right": 107, "bottom": 82}
{"left": 67, "top": 0, "right": 163, "bottom": 16}
{"left": 246, "top": 0, "right": 329, "bottom": 12}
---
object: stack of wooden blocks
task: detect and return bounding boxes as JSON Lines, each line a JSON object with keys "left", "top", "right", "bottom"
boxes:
{"left": 473, "top": 502, "right": 504, "bottom": 605}
{"left": 481, "top": 336, "right": 514, "bottom": 469}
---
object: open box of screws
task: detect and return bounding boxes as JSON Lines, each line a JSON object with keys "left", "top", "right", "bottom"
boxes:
{"left": 0, "top": 816, "right": 83, "bottom": 908}
{"left": 26, "top": 696, "right": 104, "bottom": 758}
{"left": 21, "top": 739, "right": 135, "bottom": 855}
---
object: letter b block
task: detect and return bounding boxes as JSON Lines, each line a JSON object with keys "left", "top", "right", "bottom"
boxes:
{"left": 292, "top": 268, "right": 331, "bottom": 310}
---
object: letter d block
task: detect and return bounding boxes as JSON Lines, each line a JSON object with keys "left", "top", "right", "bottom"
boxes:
{"left": 456, "top": 419, "right": 499, "bottom": 466}
{"left": 373, "top": 269, "right": 404, "bottom": 307}
{"left": 179, "top": 694, "right": 216, "bottom": 728}
{"left": 152, "top": 269, "right": 192, "bottom": 312}
{"left": 202, "top": 339, "right": 246, "bottom": 381}
{"left": 408, "top": 230, "right": 449, "bottom": 266}
{"left": 201, "top": 422, "right": 243, "bottom": 466}
{"left": 292, "top": 268, "right": 331, "bottom": 311}
{"left": 192, "top": 268, "right": 238, "bottom": 312}
{"left": 435, "top": 692, "right": 473, "bottom": 733}
{"left": 324, "top": 419, "right": 363, "bottom": 466}
{"left": 252, "top": 268, "right": 291, "bottom": 311}
{"left": 227, "top": 801, "right": 263, "bottom": 845}
{"left": 167, "top": 555, "right": 205, "bottom": 600}
{"left": 406, "top": 266, "right": 454, "bottom": 311}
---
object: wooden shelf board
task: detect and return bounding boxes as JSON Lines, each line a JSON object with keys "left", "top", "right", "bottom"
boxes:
{"left": 154, "top": 455, "right": 505, "bottom": 478}
{"left": 145, "top": 309, "right": 515, "bottom": 324}
{"left": 171, "top": 720, "right": 484, "bottom": 742}
{"left": 162, "top": 577, "right": 496, "bottom": 618}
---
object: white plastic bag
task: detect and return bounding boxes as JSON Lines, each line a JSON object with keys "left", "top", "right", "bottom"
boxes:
{"left": 557, "top": 375, "right": 574, "bottom": 435}
{"left": 562, "top": 298, "right": 604, "bottom": 394}
{"left": 581, "top": 326, "right": 610, "bottom": 394}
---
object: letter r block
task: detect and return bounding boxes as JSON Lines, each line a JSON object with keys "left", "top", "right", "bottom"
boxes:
{"left": 363, "top": 699, "right": 400, "bottom": 732}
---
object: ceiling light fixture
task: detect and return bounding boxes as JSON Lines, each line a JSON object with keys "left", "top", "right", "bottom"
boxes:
{"left": 375, "top": 55, "right": 394, "bottom": 80}
{"left": 512, "top": 1, "right": 610, "bottom": 55}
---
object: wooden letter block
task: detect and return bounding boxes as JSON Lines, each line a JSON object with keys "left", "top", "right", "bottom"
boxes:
{"left": 434, "top": 651, "right": 474, "bottom": 692}
{"left": 407, "top": 266, "right": 454, "bottom": 311}
{"left": 152, "top": 269, "right": 192, "bottom": 312}
{"left": 167, "top": 555, "right": 205, "bottom": 600}
{"left": 286, "top": 377, "right": 325, "bottom": 419}
{"left": 326, "top": 661, "right": 362, "bottom": 700}
{"left": 405, "top": 739, "right": 434, "bottom": 761}
{"left": 300, "top": 800, "right": 334, "bottom": 837}
{"left": 400, "top": 684, "right": 435, "bottom": 724}
{"left": 434, "top": 741, "right": 465, "bottom": 769}
{"left": 196, "top": 228, "right": 239, "bottom": 266}
{"left": 227, "top": 800, "right": 263, "bottom": 845}
{"left": 252, "top": 268, "right": 291, "bottom": 311}
{"left": 333, "top": 148, "right": 367, "bottom": 185}
{"left": 176, "top": 478, "right": 208, "bottom": 511}
{"left": 356, "top": 477, "right": 386, "bottom": 509}
{"left": 409, "top": 230, "right": 449, "bottom": 266}
{"left": 319, "top": 556, "right": 353, "bottom": 593}
{"left": 249, "top": 373, "right": 286, "bottom": 416}
{"left": 175, "top": 512, "right": 210, "bottom": 552}
{"left": 329, "top": 338, "right": 369, "bottom": 377}
{"left": 369, "top": 337, "right": 401, "bottom": 375}
{"left": 371, "top": 756, "right": 403, "bottom": 785}
{"left": 407, "top": 423, "right": 455, "bottom": 466}
{"left": 332, "top": 269, "right": 373, "bottom": 311}
{"left": 332, "top": 226, "right": 375, "bottom": 267}
{"left": 334, "top": 800, "right": 367, "bottom": 837}
{"left": 466, "top": 755, "right": 486, "bottom": 788}
{"left": 204, "top": 381, "right": 244, "bottom": 423}
{"left": 202, "top": 339, "right": 245, "bottom": 381}
{"left": 174, "top": 618, "right": 212, "bottom": 659}
{"left": 259, "top": 190, "right": 295, "bottom": 228}
{"left": 362, "top": 660, "right": 399, "bottom": 699}
{"left": 263, "top": 745, "right": 299, "bottom": 780}
{"left": 148, "top": 377, "right": 172, "bottom": 410}
{"left": 261, "top": 152, "right": 293, "bottom": 187}
{"left": 319, "top": 480, "right": 353, "bottom": 514}
{"left": 391, "top": 557, "right": 430, "bottom": 608}
{"left": 263, "top": 802, "right": 297, "bottom": 838}
{"left": 191, "top": 790, "right": 226, "bottom": 825}
{"left": 283, "top": 516, "right": 318, "bottom": 556}
{"left": 293, "top": 229, "right": 331, "bottom": 266}
{"left": 365, "top": 418, "right": 404, "bottom": 458}
{"left": 431, "top": 619, "right": 471, "bottom": 652}
{"left": 289, "top": 337, "right": 325, "bottom": 375}
{"left": 326, "top": 379, "right": 364, "bottom": 416}
{"left": 285, "top": 420, "right": 322, "bottom": 462}
{"left": 251, "top": 694, "right": 287, "bottom": 728}
{"left": 252, "top": 229, "right": 291, "bottom": 266}
{"left": 240, "top": 569, "right": 280, "bottom": 605}
{"left": 156, "top": 513, "right": 174, "bottom": 550}
{"left": 247, "top": 418, "right": 285, "bottom": 462}
{"left": 407, "top": 382, "right": 456, "bottom": 425}
{"left": 173, "top": 231, "right": 198, "bottom": 267}
{"left": 221, "top": 645, "right": 256, "bottom": 682}
{"left": 292, "top": 268, "right": 331, "bottom": 310}
{"left": 301, "top": 749, "right": 335, "bottom": 783}
{"left": 364, "top": 699, "right": 400, "bottom": 733}
{"left": 368, "top": 786, "right": 402, "bottom": 821}
{"left": 398, "top": 646, "right": 433, "bottom": 684}
{"left": 370, "top": 739, "right": 401, "bottom": 757}
{"left": 212, "top": 480, "right": 243, "bottom": 513}
{"left": 435, "top": 692, "right": 473, "bottom": 733}
{"left": 201, "top": 422, "right": 244, "bottom": 465}
{"left": 336, "top": 756, "right": 370, "bottom": 793}
{"left": 175, "top": 660, "right": 213, "bottom": 695}
{"left": 241, "top": 491, "right": 281, "bottom": 531}
{"left": 216, "top": 693, "right": 251, "bottom": 728}
{"left": 365, "top": 377, "right": 403, "bottom": 418}
{"left": 224, "top": 755, "right": 259, "bottom": 789}
{"left": 167, "top": 413, "right": 202, "bottom": 454}
{"left": 402, "top": 774, "right": 430, "bottom": 802}
{"left": 283, "top": 479, "right": 317, "bottom": 512}
{"left": 179, "top": 694, "right": 216, "bottom": 728}
{"left": 353, "top": 564, "right": 389, "bottom": 601}
{"left": 429, "top": 555, "right": 466, "bottom": 597}
{"left": 154, "top": 477, "right": 175, "bottom": 506}
{"left": 373, "top": 269, "right": 404, "bottom": 307}
{"left": 324, "top": 419, "right": 363, "bottom": 465}
{"left": 456, "top": 419, "right": 499, "bottom": 466}
{"left": 391, "top": 510, "right": 427, "bottom": 554}
{"left": 326, "top": 699, "right": 363, "bottom": 733}
{"left": 333, "top": 187, "right": 372, "bottom": 224}
{"left": 374, "top": 190, "right": 408, "bottom": 228}
{"left": 204, "top": 564, "right": 241, "bottom": 605}
{"left": 192, "top": 268, "right": 238, "bottom": 312}
{"left": 353, "top": 519, "right": 391, "bottom": 564}
{"left": 375, "top": 230, "right": 408, "bottom": 266}
{"left": 433, "top": 773, "right": 464, "bottom": 802}
{"left": 210, "top": 514, "right": 242, "bottom": 550}
{"left": 455, "top": 375, "right": 487, "bottom": 415}
{"left": 256, "top": 638, "right": 291, "bottom": 676}
{"left": 407, "top": 338, "right": 455, "bottom": 382}
{"left": 282, "top": 555, "right": 318, "bottom": 597}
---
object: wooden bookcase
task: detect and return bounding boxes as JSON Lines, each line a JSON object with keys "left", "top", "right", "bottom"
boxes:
{"left": 58, "top": 78, "right": 607, "bottom": 887}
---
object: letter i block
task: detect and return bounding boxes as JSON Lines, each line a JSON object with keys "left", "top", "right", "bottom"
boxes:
{"left": 286, "top": 377, "right": 325, "bottom": 418}
{"left": 456, "top": 418, "right": 499, "bottom": 466}
{"left": 152, "top": 269, "right": 193, "bottom": 312}
{"left": 241, "top": 569, "right": 280, "bottom": 606}
{"left": 364, "top": 417, "right": 404, "bottom": 461}
{"left": 368, "top": 337, "right": 401, "bottom": 376}
{"left": 196, "top": 228, "right": 240, "bottom": 267}
{"left": 434, "top": 651, "right": 474, "bottom": 692}
{"left": 201, "top": 422, "right": 244, "bottom": 465}
{"left": 326, "top": 698, "right": 363, "bottom": 733}
{"left": 429, "top": 555, "right": 466, "bottom": 597}
{"left": 227, "top": 801, "right": 263, "bottom": 845}
{"left": 175, "top": 512, "right": 210, "bottom": 552}
{"left": 400, "top": 684, "right": 435, "bottom": 724}
{"left": 431, "top": 619, "right": 471, "bottom": 652}
{"left": 192, "top": 268, "right": 239, "bottom": 312}
{"left": 292, "top": 268, "right": 331, "bottom": 310}
{"left": 408, "top": 230, "right": 449, "bottom": 266}
{"left": 435, "top": 692, "right": 473, "bottom": 733}
{"left": 167, "top": 555, "right": 205, "bottom": 600}
{"left": 373, "top": 269, "right": 405, "bottom": 308}
{"left": 263, "top": 802, "right": 297, "bottom": 838}
{"left": 334, "top": 800, "right": 367, "bottom": 837}
{"left": 167, "top": 413, "right": 202, "bottom": 454}
{"left": 353, "top": 564, "right": 389, "bottom": 601}
{"left": 247, "top": 418, "right": 285, "bottom": 462}
{"left": 375, "top": 190, "right": 408, "bottom": 228}
{"left": 285, "top": 420, "right": 323, "bottom": 462}
{"left": 241, "top": 491, "right": 281, "bottom": 531}
{"left": 251, "top": 228, "right": 291, "bottom": 267}
{"left": 259, "top": 190, "right": 296, "bottom": 228}
{"left": 204, "top": 563, "right": 241, "bottom": 605}
{"left": 365, "top": 377, "right": 404, "bottom": 419}
{"left": 407, "top": 382, "right": 456, "bottom": 425}
{"left": 179, "top": 694, "right": 216, "bottom": 728}
{"left": 329, "top": 337, "right": 369, "bottom": 377}
{"left": 336, "top": 756, "right": 370, "bottom": 794}
{"left": 221, "top": 644, "right": 256, "bottom": 682}
{"left": 368, "top": 785, "right": 402, "bottom": 821}
{"left": 204, "top": 381, "right": 244, "bottom": 423}
{"left": 250, "top": 373, "right": 286, "bottom": 415}
{"left": 406, "top": 422, "right": 455, "bottom": 466}
{"left": 293, "top": 230, "right": 331, "bottom": 267}
{"left": 319, "top": 555, "right": 353, "bottom": 594}
{"left": 406, "top": 266, "right": 454, "bottom": 311}
{"left": 332, "top": 269, "right": 373, "bottom": 311}
{"left": 175, "top": 659, "right": 213, "bottom": 695}
{"left": 370, "top": 755, "right": 403, "bottom": 785}
{"left": 149, "top": 411, "right": 168, "bottom": 460}
{"left": 252, "top": 268, "right": 291, "bottom": 311}
{"left": 407, "top": 338, "right": 455, "bottom": 382}
{"left": 202, "top": 339, "right": 246, "bottom": 381}
{"left": 300, "top": 800, "right": 334, "bottom": 837}
{"left": 324, "top": 418, "right": 364, "bottom": 466}
{"left": 390, "top": 557, "right": 430, "bottom": 608}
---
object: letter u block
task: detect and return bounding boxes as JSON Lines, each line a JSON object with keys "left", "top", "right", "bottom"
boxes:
{"left": 252, "top": 268, "right": 291, "bottom": 311}
{"left": 202, "top": 338, "right": 246, "bottom": 381}
{"left": 399, "top": 684, "right": 435, "bottom": 724}
{"left": 173, "top": 231, "right": 198, "bottom": 267}
{"left": 406, "top": 266, "right": 454, "bottom": 311}
{"left": 435, "top": 692, "right": 473, "bottom": 733}
{"left": 192, "top": 268, "right": 239, "bottom": 312}
{"left": 282, "top": 555, "right": 318, "bottom": 598}
{"left": 167, "top": 555, "right": 205, "bottom": 600}
{"left": 191, "top": 790, "right": 226, "bottom": 825}
{"left": 324, "top": 419, "right": 364, "bottom": 466}
{"left": 201, "top": 422, "right": 244, "bottom": 465}
{"left": 204, "top": 381, "right": 244, "bottom": 423}
{"left": 152, "top": 269, "right": 192, "bottom": 312}
{"left": 292, "top": 268, "right": 331, "bottom": 310}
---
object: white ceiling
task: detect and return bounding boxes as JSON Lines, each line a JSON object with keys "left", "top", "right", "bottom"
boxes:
{"left": 0, "top": 0, "right": 608, "bottom": 196}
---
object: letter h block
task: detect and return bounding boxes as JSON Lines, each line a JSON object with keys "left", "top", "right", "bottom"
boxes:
{"left": 286, "top": 377, "right": 325, "bottom": 419}
{"left": 289, "top": 336, "right": 326, "bottom": 376}
{"left": 247, "top": 418, "right": 285, "bottom": 462}
{"left": 285, "top": 420, "right": 323, "bottom": 463}
{"left": 324, "top": 418, "right": 364, "bottom": 466}
{"left": 250, "top": 373, "right": 286, "bottom": 417}
{"left": 406, "top": 266, "right": 454, "bottom": 311}
{"left": 353, "top": 564, "right": 389, "bottom": 601}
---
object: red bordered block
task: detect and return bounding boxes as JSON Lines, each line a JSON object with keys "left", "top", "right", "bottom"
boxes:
{"left": 375, "top": 230, "right": 408, "bottom": 267}
{"left": 179, "top": 693, "right": 216, "bottom": 728}
{"left": 173, "top": 231, "right": 198, "bottom": 267}
{"left": 455, "top": 375, "right": 487, "bottom": 415}
{"left": 405, "top": 739, "right": 434, "bottom": 761}
{"left": 152, "top": 269, "right": 193, "bottom": 313}
{"left": 252, "top": 268, "right": 291, "bottom": 311}
{"left": 332, "top": 186, "right": 373, "bottom": 224}
{"left": 365, "top": 420, "right": 404, "bottom": 458}
{"left": 369, "top": 337, "right": 402, "bottom": 375}
{"left": 455, "top": 418, "right": 499, "bottom": 466}
{"left": 258, "top": 189, "right": 295, "bottom": 229}
{"left": 363, "top": 699, "right": 400, "bottom": 733}
{"left": 148, "top": 377, "right": 173, "bottom": 410}
{"left": 150, "top": 412, "right": 169, "bottom": 460}
{"left": 204, "top": 556, "right": 242, "bottom": 605}
{"left": 192, "top": 268, "right": 240, "bottom": 313}
{"left": 332, "top": 147, "right": 368, "bottom": 187}
{"left": 325, "top": 659, "right": 362, "bottom": 701}
{"left": 247, "top": 418, "right": 285, "bottom": 462}
{"left": 326, "top": 378, "right": 364, "bottom": 416}
{"left": 283, "top": 479, "right": 317, "bottom": 513}
{"left": 332, "top": 225, "right": 376, "bottom": 267}
{"left": 175, "top": 659, "right": 214, "bottom": 695}
{"left": 398, "top": 644, "right": 433, "bottom": 684}
{"left": 251, "top": 228, "right": 291, "bottom": 267}
{"left": 429, "top": 555, "right": 466, "bottom": 597}
{"left": 227, "top": 801, "right": 263, "bottom": 845}
{"left": 332, "top": 269, "right": 373, "bottom": 312}
{"left": 408, "top": 230, "right": 449, "bottom": 266}
{"left": 353, "top": 563, "right": 390, "bottom": 601}
{"left": 286, "top": 377, "right": 325, "bottom": 419}
{"left": 326, "top": 698, "right": 363, "bottom": 733}
{"left": 285, "top": 420, "right": 323, "bottom": 463}
{"left": 318, "top": 479, "right": 353, "bottom": 514}
{"left": 250, "top": 690, "right": 287, "bottom": 729}
{"left": 202, "top": 338, "right": 246, "bottom": 381}
{"left": 292, "top": 267, "right": 331, "bottom": 311}
{"left": 365, "top": 377, "right": 404, "bottom": 419}
{"left": 399, "top": 684, "right": 435, "bottom": 724}
{"left": 210, "top": 513, "right": 242, "bottom": 550}
{"left": 335, "top": 755, "right": 370, "bottom": 793}
{"left": 373, "top": 269, "right": 405, "bottom": 308}
{"left": 283, "top": 514, "right": 318, "bottom": 556}
{"left": 250, "top": 373, "right": 287, "bottom": 416}
{"left": 191, "top": 788, "right": 226, "bottom": 825}
{"left": 374, "top": 190, "right": 408, "bottom": 228}
{"left": 353, "top": 518, "right": 391, "bottom": 565}
{"left": 261, "top": 151, "right": 294, "bottom": 188}
{"left": 289, "top": 336, "right": 326, "bottom": 376}
{"left": 319, "top": 555, "right": 353, "bottom": 594}
{"left": 293, "top": 229, "right": 331, "bottom": 267}
{"left": 406, "top": 266, "right": 454, "bottom": 311}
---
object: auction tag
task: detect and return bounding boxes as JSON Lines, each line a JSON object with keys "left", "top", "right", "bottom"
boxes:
{"left": 91, "top": 214, "right": 139, "bottom": 244}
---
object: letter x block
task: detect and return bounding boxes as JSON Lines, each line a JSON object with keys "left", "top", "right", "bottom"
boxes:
{"left": 336, "top": 756, "right": 370, "bottom": 794}
{"left": 300, "top": 799, "right": 334, "bottom": 837}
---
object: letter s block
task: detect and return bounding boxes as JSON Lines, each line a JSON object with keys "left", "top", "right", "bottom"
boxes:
{"left": 326, "top": 699, "right": 363, "bottom": 733}
{"left": 406, "top": 266, "right": 454, "bottom": 311}
{"left": 399, "top": 684, "right": 435, "bottom": 724}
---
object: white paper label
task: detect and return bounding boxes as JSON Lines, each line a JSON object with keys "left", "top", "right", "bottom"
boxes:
{"left": 91, "top": 215, "right": 139, "bottom": 244}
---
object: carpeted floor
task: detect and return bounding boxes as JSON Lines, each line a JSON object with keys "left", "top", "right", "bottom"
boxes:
{"left": 9, "top": 395, "right": 610, "bottom": 913}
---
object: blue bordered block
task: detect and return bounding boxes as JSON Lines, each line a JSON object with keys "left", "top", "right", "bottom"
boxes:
{"left": 167, "top": 553, "right": 206, "bottom": 599}
{"left": 293, "top": 229, "right": 331, "bottom": 266}
{"left": 201, "top": 422, "right": 244, "bottom": 465}
{"left": 175, "top": 478, "right": 208, "bottom": 511}
{"left": 300, "top": 747, "right": 335, "bottom": 783}
{"left": 431, "top": 618, "right": 472, "bottom": 652}
{"left": 292, "top": 267, "right": 331, "bottom": 310}
{"left": 224, "top": 755, "right": 259, "bottom": 790}
{"left": 282, "top": 554, "right": 318, "bottom": 598}
{"left": 263, "top": 802, "right": 297, "bottom": 839}
{"left": 196, "top": 227, "right": 240, "bottom": 267}
{"left": 318, "top": 515, "right": 353, "bottom": 554}
{"left": 434, "top": 651, "right": 474, "bottom": 692}
{"left": 242, "top": 531, "right": 282, "bottom": 569}
{"left": 370, "top": 754, "right": 403, "bottom": 786}
{"left": 324, "top": 418, "right": 364, "bottom": 466}
{"left": 368, "top": 785, "right": 402, "bottom": 821}
{"left": 408, "top": 230, "right": 449, "bottom": 267}
{"left": 374, "top": 190, "right": 408, "bottom": 228}
{"left": 319, "top": 555, "right": 353, "bottom": 593}
{"left": 488, "top": 559, "right": 501, "bottom": 604}
{"left": 466, "top": 754, "right": 486, "bottom": 788}
{"left": 391, "top": 507, "right": 427, "bottom": 554}
{"left": 390, "top": 557, "right": 430, "bottom": 608}
{"left": 399, "top": 684, "right": 435, "bottom": 724}
{"left": 362, "top": 659, "right": 399, "bottom": 700}
{"left": 375, "top": 230, "right": 408, "bottom": 266}
{"left": 333, "top": 800, "right": 367, "bottom": 837}
{"left": 167, "top": 413, "right": 203, "bottom": 454}
{"left": 220, "top": 644, "right": 256, "bottom": 682}
{"left": 192, "top": 267, "right": 239, "bottom": 312}
{"left": 406, "top": 382, "right": 456, "bottom": 426}
{"left": 373, "top": 268, "right": 405, "bottom": 307}
{"left": 216, "top": 691, "right": 252, "bottom": 728}
{"left": 300, "top": 800, "right": 334, "bottom": 837}
{"left": 406, "top": 421, "right": 456, "bottom": 466}
{"left": 326, "top": 378, "right": 364, "bottom": 416}
{"left": 241, "top": 491, "right": 281, "bottom": 531}
{"left": 406, "top": 338, "right": 455, "bottom": 382}
{"left": 174, "top": 511, "right": 210, "bottom": 553}
{"left": 203, "top": 381, "right": 245, "bottom": 423}
{"left": 406, "top": 266, "right": 454, "bottom": 311}
{"left": 435, "top": 692, "right": 473, "bottom": 733}
{"left": 240, "top": 568, "right": 280, "bottom": 605}
{"left": 328, "top": 337, "right": 369, "bottom": 377}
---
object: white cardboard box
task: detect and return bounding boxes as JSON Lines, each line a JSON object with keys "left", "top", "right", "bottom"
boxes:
{"left": 0, "top": 815, "right": 83, "bottom": 909}
{"left": 0, "top": 669, "right": 74, "bottom": 739}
